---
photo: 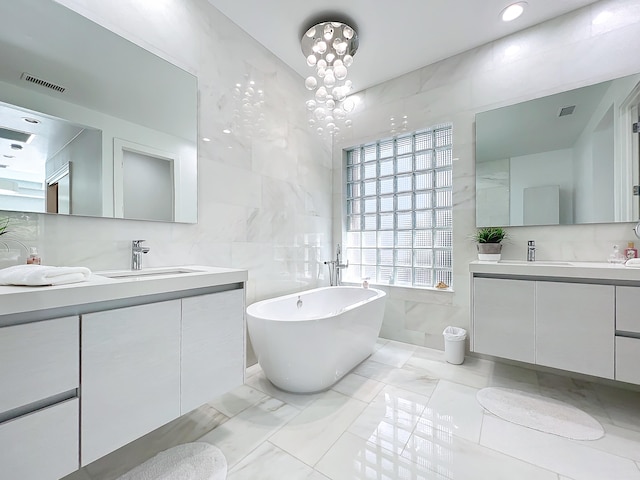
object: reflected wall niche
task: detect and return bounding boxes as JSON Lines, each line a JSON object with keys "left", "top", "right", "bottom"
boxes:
{"left": 0, "top": 0, "right": 197, "bottom": 223}
{"left": 476, "top": 73, "right": 640, "bottom": 227}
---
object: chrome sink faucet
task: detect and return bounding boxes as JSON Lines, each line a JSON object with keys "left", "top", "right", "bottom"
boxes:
{"left": 527, "top": 240, "right": 536, "bottom": 262}
{"left": 132, "top": 240, "right": 150, "bottom": 270}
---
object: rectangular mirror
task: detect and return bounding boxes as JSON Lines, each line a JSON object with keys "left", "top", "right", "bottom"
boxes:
{"left": 476, "top": 73, "right": 640, "bottom": 227}
{"left": 0, "top": 0, "right": 198, "bottom": 223}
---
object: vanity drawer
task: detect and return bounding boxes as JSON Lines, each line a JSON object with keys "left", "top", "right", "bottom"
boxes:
{"left": 616, "top": 286, "right": 640, "bottom": 333}
{"left": 616, "top": 336, "right": 640, "bottom": 384}
{"left": 0, "top": 398, "right": 79, "bottom": 480}
{"left": 0, "top": 316, "right": 79, "bottom": 413}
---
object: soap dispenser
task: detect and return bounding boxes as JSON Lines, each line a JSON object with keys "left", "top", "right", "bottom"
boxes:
{"left": 26, "top": 247, "right": 41, "bottom": 265}
{"left": 608, "top": 245, "right": 625, "bottom": 264}
{"left": 625, "top": 242, "right": 638, "bottom": 260}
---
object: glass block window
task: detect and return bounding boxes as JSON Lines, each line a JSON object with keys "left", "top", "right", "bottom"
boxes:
{"left": 345, "top": 125, "right": 453, "bottom": 288}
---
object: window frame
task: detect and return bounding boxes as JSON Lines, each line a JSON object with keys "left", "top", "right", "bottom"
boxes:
{"left": 343, "top": 124, "right": 454, "bottom": 289}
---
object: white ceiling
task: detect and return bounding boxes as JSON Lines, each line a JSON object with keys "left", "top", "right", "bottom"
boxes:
{"left": 207, "top": 0, "right": 599, "bottom": 92}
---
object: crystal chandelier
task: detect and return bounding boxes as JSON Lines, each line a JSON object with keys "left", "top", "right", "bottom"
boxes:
{"left": 301, "top": 21, "right": 359, "bottom": 136}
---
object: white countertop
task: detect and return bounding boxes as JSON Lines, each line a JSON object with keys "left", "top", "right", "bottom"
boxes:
{"left": 469, "top": 260, "right": 640, "bottom": 282}
{"left": 0, "top": 265, "right": 248, "bottom": 317}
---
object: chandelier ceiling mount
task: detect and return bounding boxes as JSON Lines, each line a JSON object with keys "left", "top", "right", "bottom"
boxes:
{"left": 300, "top": 18, "right": 359, "bottom": 136}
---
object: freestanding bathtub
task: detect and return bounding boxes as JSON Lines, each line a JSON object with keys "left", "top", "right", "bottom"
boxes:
{"left": 246, "top": 286, "right": 386, "bottom": 393}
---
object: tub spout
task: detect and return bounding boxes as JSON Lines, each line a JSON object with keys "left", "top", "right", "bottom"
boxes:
{"left": 326, "top": 243, "right": 349, "bottom": 286}
{"left": 335, "top": 243, "right": 348, "bottom": 285}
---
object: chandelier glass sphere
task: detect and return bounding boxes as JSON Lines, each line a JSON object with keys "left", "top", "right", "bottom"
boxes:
{"left": 301, "top": 21, "right": 358, "bottom": 136}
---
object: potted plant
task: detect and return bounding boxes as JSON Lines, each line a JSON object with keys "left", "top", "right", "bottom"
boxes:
{"left": 0, "top": 216, "right": 8, "bottom": 237}
{"left": 473, "top": 227, "right": 507, "bottom": 262}
{"left": 0, "top": 217, "right": 20, "bottom": 268}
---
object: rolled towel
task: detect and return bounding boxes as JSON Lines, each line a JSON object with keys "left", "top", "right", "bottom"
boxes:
{"left": 625, "top": 258, "right": 640, "bottom": 268}
{"left": 0, "top": 264, "right": 92, "bottom": 286}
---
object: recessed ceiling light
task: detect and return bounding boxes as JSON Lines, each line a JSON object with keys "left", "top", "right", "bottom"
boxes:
{"left": 202, "top": 137, "right": 211, "bottom": 142}
{"left": 23, "top": 117, "right": 40, "bottom": 124}
{"left": 222, "top": 129, "right": 231, "bottom": 134}
{"left": 501, "top": 2, "right": 527, "bottom": 22}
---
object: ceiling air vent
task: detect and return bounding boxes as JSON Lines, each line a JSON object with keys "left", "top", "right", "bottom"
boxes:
{"left": 0, "top": 126, "right": 32, "bottom": 143}
{"left": 20, "top": 72, "right": 66, "bottom": 93}
{"left": 558, "top": 105, "right": 576, "bottom": 117}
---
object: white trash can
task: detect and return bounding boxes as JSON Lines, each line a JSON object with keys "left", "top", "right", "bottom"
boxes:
{"left": 443, "top": 326, "right": 467, "bottom": 365}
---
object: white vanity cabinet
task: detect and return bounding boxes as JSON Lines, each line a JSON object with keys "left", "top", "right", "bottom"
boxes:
{"left": 0, "top": 265, "right": 247, "bottom": 477}
{"left": 472, "top": 277, "right": 535, "bottom": 363}
{"left": 0, "top": 398, "right": 79, "bottom": 480}
{"left": 181, "top": 289, "right": 245, "bottom": 414}
{"left": 0, "top": 316, "right": 80, "bottom": 480}
{"left": 535, "top": 282, "right": 614, "bottom": 379}
{"left": 81, "top": 300, "right": 182, "bottom": 466}
{"left": 0, "top": 316, "right": 78, "bottom": 412}
{"left": 470, "top": 261, "right": 637, "bottom": 384}
{"left": 615, "top": 286, "right": 640, "bottom": 384}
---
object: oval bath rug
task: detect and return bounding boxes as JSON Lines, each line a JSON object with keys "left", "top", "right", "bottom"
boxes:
{"left": 476, "top": 387, "right": 604, "bottom": 440}
{"left": 116, "top": 442, "right": 227, "bottom": 480}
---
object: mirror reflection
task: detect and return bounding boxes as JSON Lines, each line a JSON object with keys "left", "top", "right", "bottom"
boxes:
{"left": 0, "top": 0, "right": 198, "bottom": 223}
{"left": 476, "top": 73, "right": 640, "bottom": 227}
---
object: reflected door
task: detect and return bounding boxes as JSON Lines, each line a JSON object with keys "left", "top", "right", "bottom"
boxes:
{"left": 633, "top": 103, "right": 640, "bottom": 219}
{"left": 122, "top": 150, "right": 174, "bottom": 222}
{"left": 46, "top": 164, "right": 70, "bottom": 214}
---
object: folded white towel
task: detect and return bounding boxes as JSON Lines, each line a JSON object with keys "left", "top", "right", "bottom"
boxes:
{"left": 0, "top": 264, "right": 92, "bottom": 286}
{"left": 626, "top": 258, "right": 640, "bottom": 268}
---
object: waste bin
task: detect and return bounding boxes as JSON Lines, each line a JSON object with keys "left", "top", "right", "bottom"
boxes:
{"left": 443, "top": 326, "right": 467, "bottom": 365}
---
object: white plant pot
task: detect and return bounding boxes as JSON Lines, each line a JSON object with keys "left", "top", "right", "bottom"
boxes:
{"left": 477, "top": 243, "right": 502, "bottom": 262}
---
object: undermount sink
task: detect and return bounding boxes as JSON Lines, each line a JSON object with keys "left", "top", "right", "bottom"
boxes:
{"left": 99, "top": 267, "right": 204, "bottom": 279}
{"left": 498, "top": 260, "right": 573, "bottom": 266}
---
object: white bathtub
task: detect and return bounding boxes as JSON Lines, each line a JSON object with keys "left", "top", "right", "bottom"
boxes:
{"left": 246, "top": 286, "right": 387, "bottom": 393}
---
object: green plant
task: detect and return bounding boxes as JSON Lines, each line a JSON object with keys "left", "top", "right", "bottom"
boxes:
{"left": 473, "top": 227, "right": 507, "bottom": 244}
{"left": 0, "top": 217, "right": 8, "bottom": 236}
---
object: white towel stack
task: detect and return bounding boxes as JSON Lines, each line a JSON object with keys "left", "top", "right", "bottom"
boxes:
{"left": 0, "top": 264, "right": 92, "bottom": 286}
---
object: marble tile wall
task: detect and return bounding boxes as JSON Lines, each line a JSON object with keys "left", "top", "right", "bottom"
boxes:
{"left": 332, "top": 0, "right": 640, "bottom": 349}
{"left": 4, "top": 0, "right": 640, "bottom": 359}
{"left": 1, "top": 0, "right": 333, "bottom": 318}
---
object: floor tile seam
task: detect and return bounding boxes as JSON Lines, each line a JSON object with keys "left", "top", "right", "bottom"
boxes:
{"left": 398, "top": 397, "right": 443, "bottom": 460}
{"left": 312, "top": 430, "right": 408, "bottom": 472}
{"left": 212, "top": 394, "right": 307, "bottom": 457}
{"left": 201, "top": 405, "right": 232, "bottom": 426}
{"left": 262, "top": 439, "right": 319, "bottom": 471}
{"left": 266, "top": 389, "right": 370, "bottom": 466}
{"left": 480, "top": 409, "right": 640, "bottom": 464}
{"left": 334, "top": 390, "right": 412, "bottom": 459}
{"left": 474, "top": 431, "right": 573, "bottom": 478}
{"left": 226, "top": 440, "right": 275, "bottom": 474}
{"left": 427, "top": 374, "right": 484, "bottom": 392}
{"left": 216, "top": 390, "right": 272, "bottom": 419}
{"left": 328, "top": 374, "right": 387, "bottom": 404}
{"left": 563, "top": 435, "right": 640, "bottom": 466}
{"left": 243, "top": 380, "right": 308, "bottom": 411}
{"left": 476, "top": 417, "right": 633, "bottom": 479}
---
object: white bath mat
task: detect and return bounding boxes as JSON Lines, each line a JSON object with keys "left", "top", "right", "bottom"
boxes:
{"left": 116, "top": 442, "right": 227, "bottom": 480}
{"left": 476, "top": 387, "right": 604, "bottom": 440}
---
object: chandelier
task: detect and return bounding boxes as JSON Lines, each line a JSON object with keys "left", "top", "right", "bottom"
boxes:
{"left": 301, "top": 21, "right": 359, "bottom": 136}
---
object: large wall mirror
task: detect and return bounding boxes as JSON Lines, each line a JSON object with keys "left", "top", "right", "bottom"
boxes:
{"left": 476, "top": 73, "right": 640, "bottom": 227}
{"left": 0, "top": 0, "right": 197, "bottom": 223}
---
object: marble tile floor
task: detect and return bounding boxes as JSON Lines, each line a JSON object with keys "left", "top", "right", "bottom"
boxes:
{"left": 65, "top": 339, "right": 640, "bottom": 480}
